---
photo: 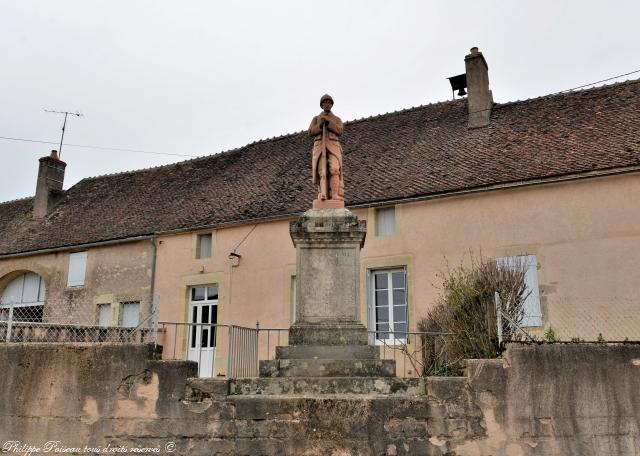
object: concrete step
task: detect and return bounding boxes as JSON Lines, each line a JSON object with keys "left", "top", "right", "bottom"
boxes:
{"left": 229, "top": 376, "right": 425, "bottom": 396}
{"left": 259, "top": 358, "right": 396, "bottom": 378}
{"left": 289, "top": 323, "right": 369, "bottom": 345}
{"left": 275, "top": 345, "right": 380, "bottom": 360}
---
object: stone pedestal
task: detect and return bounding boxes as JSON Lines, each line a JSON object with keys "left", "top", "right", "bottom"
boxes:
{"left": 257, "top": 208, "right": 398, "bottom": 379}
{"left": 289, "top": 208, "right": 367, "bottom": 345}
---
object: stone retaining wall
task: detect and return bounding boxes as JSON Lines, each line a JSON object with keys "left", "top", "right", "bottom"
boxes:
{"left": 0, "top": 343, "right": 639, "bottom": 455}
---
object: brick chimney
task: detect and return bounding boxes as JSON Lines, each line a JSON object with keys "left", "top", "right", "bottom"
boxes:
{"left": 33, "top": 150, "right": 66, "bottom": 218}
{"left": 464, "top": 47, "right": 493, "bottom": 128}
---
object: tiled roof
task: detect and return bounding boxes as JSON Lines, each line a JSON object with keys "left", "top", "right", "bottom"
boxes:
{"left": 1, "top": 80, "right": 640, "bottom": 256}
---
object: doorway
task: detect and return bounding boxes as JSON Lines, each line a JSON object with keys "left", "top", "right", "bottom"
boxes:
{"left": 187, "top": 284, "right": 218, "bottom": 377}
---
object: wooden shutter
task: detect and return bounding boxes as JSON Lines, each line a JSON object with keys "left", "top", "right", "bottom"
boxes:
{"left": 67, "top": 251, "right": 88, "bottom": 287}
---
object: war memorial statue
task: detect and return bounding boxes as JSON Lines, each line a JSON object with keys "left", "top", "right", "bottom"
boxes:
{"left": 308, "top": 94, "right": 345, "bottom": 208}
{"left": 254, "top": 94, "right": 395, "bottom": 400}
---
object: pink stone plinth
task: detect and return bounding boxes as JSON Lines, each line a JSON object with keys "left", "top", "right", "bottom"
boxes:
{"left": 312, "top": 199, "right": 345, "bottom": 209}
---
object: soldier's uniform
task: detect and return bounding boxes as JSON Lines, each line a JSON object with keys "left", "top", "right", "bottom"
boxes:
{"left": 308, "top": 95, "right": 345, "bottom": 201}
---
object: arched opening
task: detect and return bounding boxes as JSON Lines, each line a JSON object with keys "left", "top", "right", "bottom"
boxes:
{"left": 0, "top": 272, "right": 46, "bottom": 323}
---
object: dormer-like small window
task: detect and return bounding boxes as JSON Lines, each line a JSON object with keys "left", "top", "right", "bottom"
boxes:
{"left": 375, "top": 207, "right": 396, "bottom": 236}
{"left": 196, "top": 233, "right": 212, "bottom": 259}
{"left": 67, "top": 251, "right": 88, "bottom": 287}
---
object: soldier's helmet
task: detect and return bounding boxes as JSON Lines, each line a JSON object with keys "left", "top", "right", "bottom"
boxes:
{"left": 320, "top": 94, "right": 334, "bottom": 107}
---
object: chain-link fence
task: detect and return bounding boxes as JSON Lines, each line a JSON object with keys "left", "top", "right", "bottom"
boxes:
{"left": 496, "top": 295, "right": 640, "bottom": 343}
{"left": 0, "top": 275, "right": 158, "bottom": 343}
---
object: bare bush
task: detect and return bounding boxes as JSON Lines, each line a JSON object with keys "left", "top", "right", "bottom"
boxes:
{"left": 418, "top": 254, "right": 530, "bottom": 374}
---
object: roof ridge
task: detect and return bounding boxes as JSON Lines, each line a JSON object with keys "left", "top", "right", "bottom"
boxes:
{"left": 70, "top": 76, "right": 640, "bottom": 185}
{"left": 0, "top": 195, "right": 33, "bottom": 207}
{"left": 494, "top": 76, "right": 640, "bottom": 109}
{"left": 345, "top": 98, "right": 462, "bottom": 125}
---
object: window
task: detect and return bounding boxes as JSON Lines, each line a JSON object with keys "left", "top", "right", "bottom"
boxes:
{"left": 0, "top": 272, "right": 46, "bottom": 323}
{"left": 496, "top": 255, "right": 542, "bottom": 327}
{"left": 120, "top": 301, "right": 140, "bottom": 327}
{"left": 369, "top": 268, "right": 408, "bottom": 344}
{"left": 196, "top": 233, "right": 212, "bottom": 259}
{"left": 375, "top": 207, "right": 395, "bottom": 236}
{"left": 67, "top": 251, "right": 88, "bottom": 287}
{"left": 98, "top": 304, "right": 111, "bottom": 327}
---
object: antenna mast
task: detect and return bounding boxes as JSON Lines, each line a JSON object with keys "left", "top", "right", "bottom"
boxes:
{"left": 44, "top": 109, "right": 83, "bottom": 158}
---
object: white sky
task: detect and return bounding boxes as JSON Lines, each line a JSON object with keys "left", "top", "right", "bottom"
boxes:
{"left": 2, "top": 0, "right": 639, "bottom": 202}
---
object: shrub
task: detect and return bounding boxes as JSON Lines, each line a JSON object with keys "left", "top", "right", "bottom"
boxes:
{"left": 418, "top": 254, "right": 530, "bottom": 374}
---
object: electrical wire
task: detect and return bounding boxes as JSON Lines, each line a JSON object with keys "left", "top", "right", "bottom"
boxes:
{"left": 464, "top": 68, "right": 640, "bottom": 115}
{"left": 0, "top": 136, "right": 196, "bottom": 158}
{"left": 1, "top": 68, "right": 639, "bottom": 156}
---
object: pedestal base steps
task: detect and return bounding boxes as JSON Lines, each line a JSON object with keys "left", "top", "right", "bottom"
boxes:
{"left": 260, "top": 322, "right": 397, "bottom": 379}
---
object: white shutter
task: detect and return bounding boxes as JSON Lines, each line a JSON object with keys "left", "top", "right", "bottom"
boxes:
{"left": 98, "top": 304, "right": 111, "bottom": 327}
{"left": 67, "top": 251, "right": 88, "bottom": 287}
{"left": 198, "top": 234, "right": 212, "bottom": 259}
{"left": 21, "top": 273, "right": 41, "bottom": 303}
{"left": 497, "top": 255, "right": 542, "bottom": 327}
{"left": 1, "top": 276, "right": 24, "bottom": 305}
{"left": 121, "top": 302, "right": 140, "bottom": 327}
{"left": 375, "top": 207, "right": 396, "bottom": 236}
{"left": 521, "top": 255, "right": 542, "bottom": 327}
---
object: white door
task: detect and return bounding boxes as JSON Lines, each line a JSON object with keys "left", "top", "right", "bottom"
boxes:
{"left": 187, "top": 285, "right": 218, "bottom": 377}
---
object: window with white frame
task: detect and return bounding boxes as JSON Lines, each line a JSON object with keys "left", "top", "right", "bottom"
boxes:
{"left": 196, "top": 233, "right": 212, "bottom": 259}
{"left": 375, "top": 207, "right": 396, "bottom": 236}
{"left": 369, "top": 268, "right": 408, "bottom": 344}
{"left": 97, "top": 304, "right": 111, "bottom": 327}
{"left": 120, "top": 301, "right": 140, "bottom": 327}
{"left": 496, "top": 255, "right": 542, "bottom": 327}
{"left": 67, "top": 251, "right": 88, "bottom": 287}
{"left": 0, "top": 272, "right": 46, "bottom": 323}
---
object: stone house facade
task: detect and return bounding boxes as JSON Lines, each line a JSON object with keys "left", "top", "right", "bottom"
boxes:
{"left": 1, "top": 49, "right": 639, "bottom": 374}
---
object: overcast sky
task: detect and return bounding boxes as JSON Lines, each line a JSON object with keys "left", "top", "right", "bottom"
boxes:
{"left": 2, "top": 1, "right": 639, "bottom": 202}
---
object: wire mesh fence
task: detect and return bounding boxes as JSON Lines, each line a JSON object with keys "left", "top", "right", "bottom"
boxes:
{"left": 0, "top": 282, "right": 158, "bottom": 343}
{"left": 496, "top": 295, "right": 640, "bottom": 344}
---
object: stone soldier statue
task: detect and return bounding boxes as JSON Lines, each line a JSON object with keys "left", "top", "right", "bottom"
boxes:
{"left": 308, "top": 94, "right": 345, "bottom": 208}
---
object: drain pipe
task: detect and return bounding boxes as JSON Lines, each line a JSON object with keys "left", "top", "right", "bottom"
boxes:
{"left": 149, "top": 236, "right": 158, "bottom": 308}
{"left": 149, "top": 237, "right": 158, "bottom": 347}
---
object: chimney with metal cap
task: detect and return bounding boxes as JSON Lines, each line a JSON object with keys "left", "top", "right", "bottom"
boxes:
{"left": 465, "top": 47, "right": 493, "bottom": 128}
{"left": 33, "top": 150, "right": 66, "bottom": 218}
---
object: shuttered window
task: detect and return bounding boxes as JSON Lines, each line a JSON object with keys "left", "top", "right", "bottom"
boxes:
{"left": 67, "top": 251, "right": 88, "bottom": 287}
{"left": 0, "top": 272, "right": 46, "bottom": 323}
{"left": 497, "top": 255, "right": 542, "bottom": 327}
{"left": 197, "top": 234, "right": 212, "bottom": 259}
{"left": 120, "top": 301, "right": 140, "bottom": 327}
{"left": 98, "top": 304, "right": 111, "bottom": 327}
{"left": 375, "top": 207, "right": 396, "bottom": 236}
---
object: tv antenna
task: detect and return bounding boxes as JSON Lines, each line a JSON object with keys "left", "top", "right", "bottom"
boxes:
{"left": 44, "top": 109, "right": 83, "bottom": 159}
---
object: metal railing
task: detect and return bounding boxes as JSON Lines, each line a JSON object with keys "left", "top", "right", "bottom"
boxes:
{"left": 368, "top": 330, "right": 455, "bottom": 377}
{"left": 156, "top": 321, "right": 455, "bottom": 378}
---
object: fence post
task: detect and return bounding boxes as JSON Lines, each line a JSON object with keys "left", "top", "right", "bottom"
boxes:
{"left": 5, "top": 302, "right": 14, "bottom": 342}
{"left": 255, "top": 321, "right": 260, "bottom": 376}
{"left": 152, "top": 295, "right": 159, "bottom": 347}
{"left": 227, "top": 326, "right": 234, "bottom": 379}
{"left": 495, "top": 291, "right": 503, "bottom": 347}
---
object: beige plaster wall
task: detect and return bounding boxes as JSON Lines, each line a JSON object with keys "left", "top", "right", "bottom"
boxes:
{"left": 154, "top": 173, "right": 640, "bottom": 369}
{"left": 0, "top": 240, "right": 153, "bottom": 327}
